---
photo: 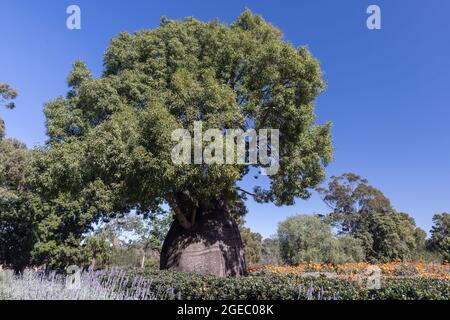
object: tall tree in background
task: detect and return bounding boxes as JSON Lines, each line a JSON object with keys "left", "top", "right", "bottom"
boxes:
{"left": 317, "top": 173, "right": 392, "bottom": 234}
{"left": 0, "top": 83, "right": 18, "bottom": 139}
{"left": 30, "top": 10, "right": 332, "bottom": 276}
{"left": 0, "top": 83, "right": 28, "bottom": 200}
{"left": 278, "top": 215, "right": 335, "bottom": 264}
{"left": 81, "top": 213, "right": 170, "bottom": 269}
{"left": 355, "top": 211, "right": 419, "bottom": 262}
{"left": 0, "top": 84, "right": 36, "bottom": 270}
{"left": 277, "top": 214, "right": 365, "bottom": 264}
{"left": 126, "top": 213, "right": 171, "bottom": 269}
{"left": 428, "top": 213, "right": 450, "bottom": 261}
{"left": 0, "top": 139, "right": 33, "bottom": 270}
{"left": 318, "top": 173, "right": 427, "bottom": 261}
{"left": 240, "top": 227, "right": 262, "bottom": 265}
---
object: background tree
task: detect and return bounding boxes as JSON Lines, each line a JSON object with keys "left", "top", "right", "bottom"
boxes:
{"left": 82, "top": 235, "right": 112, "bottom": 270}
{"left": 30, "top": 10, "right": 332, "bottom": 275}
{"left": 278, "top": 215, "right": 332, "bottom": 264}
{"left": 82, "top": 212, "right": 171, "bottom": 269}
{"left": 0, "top": 84, "right": 36, "bottom": 270}
{"left": 317, "top": 173, "right": 392, "bottom": 234}
{"left": 240, "top": 226, "right": 262, "bottom": 265}
{"left": 354, "top": 211, "right": 423, "bottom": 262}
{"left": 125, "top": 213, "right": 171, "bottom": 268}
{"left": 410, "top": 227, "right": 437, "bottom": 261}
{"left": 261, "top": 237, "right": 281, "bottom": 265}
{"left": 317, "top": 173, "right": 427, "bottom": 262}
{"left": 333, "top": 235, "right": 366, "bottom": 264}
{"left": 0, "top": 83, "right": 18, "bottom": 139}
{"left": 427, "top": 213, "right": 450, "bottom": 261}
{"left": 277, "top": 214, "right": 365, "bottom": 264}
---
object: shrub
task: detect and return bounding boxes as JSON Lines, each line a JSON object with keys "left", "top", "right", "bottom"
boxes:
{"left": 126, "top": 268, "right": 450, "bottom": 300}
{"left": 278, "top": 215, "right": 334, "bottom": 265}
{"left": 332, "top": 236, "right": 366, "bottom": 264}
{"left": 240, "top": 227, "right": 263, "bottom": 265}
{"left": 427, "top": 213, "right": 450, "bottom": 261}
{"left": 0, "top": 268, "right": 166, "bottom": 300}
{"left": 277, "top": 215, "right": 365, "bottom": 265}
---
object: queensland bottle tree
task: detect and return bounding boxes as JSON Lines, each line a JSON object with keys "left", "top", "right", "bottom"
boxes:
{"left": 30, "top": 10, "right": 332, "bottom": 276}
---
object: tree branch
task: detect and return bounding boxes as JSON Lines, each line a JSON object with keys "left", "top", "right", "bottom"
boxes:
{"left": 236, "top": 187, "right": 257, "bottom": 198}
{"left": 167, "top": 194, "right": 192, "bottom": 229}
{"left": 191, "top": 206, "right": 197, "bottom": 226}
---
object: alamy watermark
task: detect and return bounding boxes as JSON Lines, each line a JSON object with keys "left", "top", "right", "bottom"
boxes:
{"left": 66, "top": 5, "right": 81, "bottom": 30}
{"left": 367, "top": 5, "right": 381, "bottom": 30}
{"left": 66, "top": 5, "right": 381, "bottom": 31}
{"left": 171, "top": 121, "right": 280, "bottom": 176}
{"left": 366, "top": 265, "right": 382, "bottom": 290}
{"left": 65, "top": 265, "right": 81, "bottom": 290}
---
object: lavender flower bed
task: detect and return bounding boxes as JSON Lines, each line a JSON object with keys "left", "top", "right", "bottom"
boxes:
{"left": 0, "top": 268, "right": 171, "bottom": 300}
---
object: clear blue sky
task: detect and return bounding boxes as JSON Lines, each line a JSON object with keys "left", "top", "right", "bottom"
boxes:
{"left": 1, "top": 0, "right": 449, "bottom": 238}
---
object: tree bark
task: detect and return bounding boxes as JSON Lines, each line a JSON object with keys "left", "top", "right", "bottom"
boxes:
{"left": 140, "top": 250, "right": 146, "bottom": 269}
{"left": 160, "top": 205, "right": 247, "bottom": 277}
{"left": 90, "top": 257, "right": 96, "bottom": 270}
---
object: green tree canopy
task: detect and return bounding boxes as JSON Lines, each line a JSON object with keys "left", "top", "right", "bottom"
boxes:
{"left": 0, "top": 83, "right": 18, "bottom": 139}
{"left": 355, "top": 211, "right": 424, "bottom": 262}
{"left": 428, "top": 212, "right": 450, "bottom": 261}
{"left": 277, "top": 214, "right": 365, "bottom": 264}
{"left": 0, "top": 138, "right": 33, "bottom": 270}
{"left": 29, "top": 10, "right": 332, "bottom": 268}
{"left": 0, "top": 84, "right": 36, "bottom": 270}
{"left": 240, "top": 226, "right": 263, "bottom": 265}
{"left": 317, "top": 173, "right": 428, "bottom": 262}
{"left": 317, "top": 173, "right": 392, "bottom": 234}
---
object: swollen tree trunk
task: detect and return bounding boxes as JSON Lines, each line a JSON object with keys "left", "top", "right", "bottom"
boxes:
{"left": 160, "top": 206, "right": 247, "bottom": 277}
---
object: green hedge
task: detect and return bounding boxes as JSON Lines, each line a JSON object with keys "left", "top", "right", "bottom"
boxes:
{"left": 125, "top": 268, "right": 450, "bottom": 300}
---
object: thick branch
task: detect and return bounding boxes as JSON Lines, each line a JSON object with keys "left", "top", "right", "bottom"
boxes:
{"left": 191, "top": 206, "right": 197, "bottom": 226}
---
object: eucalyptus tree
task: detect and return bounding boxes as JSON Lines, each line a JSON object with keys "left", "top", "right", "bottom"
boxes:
{"left": 317, "top": 173, "right": 392, "bottom": 234}
{"left": 31, "top": 10, "right": 332, "bottom": 275}
{"left": 428, "top": 213, "right": 450, "bottom": 261}
{"left": 317, "top": 173, "right": 428, "bottom": 261}
{"left": 0, "top": 83, "right": 18, "bottom": 138}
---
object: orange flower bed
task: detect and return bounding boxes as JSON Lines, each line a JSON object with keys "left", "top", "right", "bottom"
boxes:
{"left": 247, "top": 261, "right": 450, "bottom": 280}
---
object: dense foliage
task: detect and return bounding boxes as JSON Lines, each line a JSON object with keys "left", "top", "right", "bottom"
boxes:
{"left": 277, "top": 215, "right": 365, "bottom": 264}
{"left": 317, "top": 173, "right": 428, "bottom": 262}
{"left": 240, "top": 226, "right": 263, "bottom": 265}
{"left": 428, "top": 213, "right": 450, "bottom": 261}
{"left": 125, "top": 268, "right": 450, "bottom": 300}
{"left": 0, "top": 83, "right": 18, "bottom": 138}
{"left": 22, "top": 9, "right": 332, "bottom": 269}
{"left": 0, "top": 85, "right": 37, "bottom": 270}
{"left": 0, "top": 11, "right": 448, "bottom": 274}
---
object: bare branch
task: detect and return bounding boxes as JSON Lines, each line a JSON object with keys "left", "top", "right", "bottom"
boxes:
{"left": 236, "top": 187, "right": 257, "bottom": 198}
